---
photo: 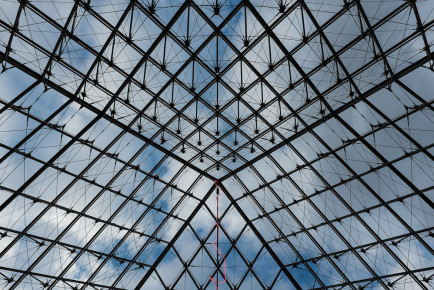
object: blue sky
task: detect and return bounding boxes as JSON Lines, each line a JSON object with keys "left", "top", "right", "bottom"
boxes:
{"left": 0, "top": 0, "right": 433, "bottom": 289}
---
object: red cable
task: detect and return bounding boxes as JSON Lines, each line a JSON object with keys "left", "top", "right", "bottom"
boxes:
{"left": 209, "top": 180, "right": 227, "bottom": 289}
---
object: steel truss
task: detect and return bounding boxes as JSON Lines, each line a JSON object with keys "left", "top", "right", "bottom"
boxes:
{"left": 0, "top": 0, "right": 433, "bottom": 289}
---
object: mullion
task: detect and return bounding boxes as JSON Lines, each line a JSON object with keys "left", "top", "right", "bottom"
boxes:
{"left": 234, "top": 169, "right": 353, "bottom": 288}
{"left": 0, "top": 94, "right": 72, "bottom": 249}
{"left": 132, "top": 1, "right": 262, "bottom": 168}
{"left": 217, "top": 182, "right": 303, "bottom": 289}
{"left": 306, "top": 126, "right": 433, "bottom": 255}
{"left": 88, "top": 166, "right": 206, "bottom": 283}
{"left": 249, "top": 2, "right": 430, "bottom": 288}
{"left": 185, "top": 0, "right": 373, "bottom": 165}
{"left": 0, "top": 96, "right": 200, "bottom": 206}
{"left": 283, "top": 227, "right": 434, "bottom": 269}
{"left": 168, "top": 245, "right": 228, "bottom": 290}
{"left": 219, "top": 4, "right": 433, "bottom": 180}
{"left": 188, "top": 203, "right": 267, "bottom": 290}
{"left": 10, "top": 0, "right": 416, "bottom": 184}
{"left": 0, "top": 0, "right": 137, "bottom": 215}
{"left": 200, "top": 224, "right": 267, "bottom": 290}
{"left": 409, "top": 1, "right": 434, "bottom": 69}
{"left": 169, "top": 246, "right": 202, "bottom": 289}
{"left": 16, "top": 0, "right": 230, "bottom": 178}
{"left": 260, "top": 102, "right": 434, "bottom": 260}
{"left": 171, "top": 210, "right": 268, "bottom": 290}
{"left": 0, "top": 80, "right": 40, "bottom": 116}
{"left": 0, "top": 0, "right": 224, "bottom": 201}
{"left": 128, "top": 1, "right": 305, "bottom": 170}
{"left": 7, "top": 0, "right": 410, "bottom": 164}
{"left": 268, "top": 268, "right": 283, "bottom": 290}
{"left": 168, "top": 205, "right": 250, "bottom": 289}
{"left": 299, "top": 0, "right": 434, "bottom": 258}
{"left": 3, "top": 107, "right": 108, "bottom": 288}
{"left": 0, "top": 225, "right": 154, "bottom": 271}
{"left": 224, "top": 178, "right": 326, "bottom": 289}
{"left": 396, "top": 80, "right": 434, "bottom": 111}
{"left": 312, "top": 266, "right": 434, "bottom": 290}
{"left": 187, "top": 2, "right": 291, "bottom": 163}
{"left": 210, "top": 14, "right": 385, "bottom": 283}
{"left": 0, "top": 60, "right": 76, "bottom": 211}
{"left": 0, "top": 1, "right": 431, "bottom": 289}
{"left": 0, "top": 265, "right": 123, "bottom": 290}
{"left": 153, "top": 269, "right": 169, "bottom": 290}
{"left": 75, "top": 127, "right": 214, "bottom": 288}
{"left": 302, "top": 0, "right": 434, "bottom": 186}
{"left": 0, "top": 180, "right": 178, "bottom": 242}
{"left": 202, "top": 5, "right": 421, "bottom": 173}
{"left": 260, "top": 150, "right": 392, "bottom": 288}
{"left": 2, "top": 85, "right": 172, "bottom": 289}
{"left": 214, "top": 4, "right": 430, "bottom": 176}
{"left": 71, "top": 2, "right": 231, "bottom": 170}
{"left": 36, "top": 1, "right": 80, "bottom": 81}
{"left": 5, "top": 1, "right": 186, "bottom": 287}
{"left": 353, "top": 1, "right": 398, "bottom": 85}
{"left": 14, "top": 2, "right": 226, "bottom": 174}
{"left": 99, "top": 166, "right": 204, "bottom": 289}
{"left": 0, "top": 141, "right": 185, "bottom": 224}
{"left": 264, "top": 185, "right": 434, "bottom": 244}
{"left": 317, "top": 121, "right": 430, "bottom": 289}
{"left": 133, "top": 184, "right": 218, "bottom": 289}
{"left": 0, "top": 50, "right": 216, "bottom": 181}
{"left": 14, "top": 119, "right": 160, "bottom": 290}
{"left": 204, "top": 244, "right": 265, "bottom": 290}
{"left": 233, "top": 99, "right": 434, "bottom": 206}
{"left": 80, "top": 0, "right": 250, "bottom": 170}
{"left": 84, "top": 168, "right": 203, "bottom": 289}
{"left": 102, "top": 23, "right": 245, "bottom": 172}
{"left": 299, "top": 0, "right": 433, "bottom": 213}
{"left": 1, "top": 1, "right": 25, "bottom": 69}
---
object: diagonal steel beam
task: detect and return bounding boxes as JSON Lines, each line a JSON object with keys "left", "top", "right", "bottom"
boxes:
{"left": 217, "top": 181, "right": 302, "bottom": 290}
{"left": 246, "top": 2, "right": 432, "bottom": 288}
{"left": 134, "top": 183, "right": 217, "bottom": 289}
{"left": 219, "top": 48, "right": 433, "bottom": 182}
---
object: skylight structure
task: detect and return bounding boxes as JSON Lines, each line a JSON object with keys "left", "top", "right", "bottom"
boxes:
{"left": 0, "top": 0, "right": 433, "bottom": 289}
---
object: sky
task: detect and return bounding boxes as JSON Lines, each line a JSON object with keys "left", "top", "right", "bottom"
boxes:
{"left": 0, "top": 0, "right": 433, "bottom": 289}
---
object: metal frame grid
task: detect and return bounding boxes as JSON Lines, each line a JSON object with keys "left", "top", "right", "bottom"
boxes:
{"left": 0, "top": 0, "right": 433, "bottom": 289}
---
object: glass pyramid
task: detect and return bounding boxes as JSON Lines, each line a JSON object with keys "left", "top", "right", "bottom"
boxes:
{"left": 0, "top": 0, "right": 433, "bottom": 289}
